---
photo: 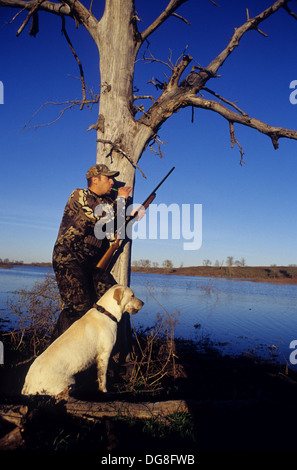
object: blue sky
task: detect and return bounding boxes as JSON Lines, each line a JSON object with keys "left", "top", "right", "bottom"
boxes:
{"left": 0, "top": 0, "right": 297, "bottom": 267}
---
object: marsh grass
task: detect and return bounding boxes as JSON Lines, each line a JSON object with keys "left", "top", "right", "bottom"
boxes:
{"left": 4, "top": 272, "right": 60, "bottom": 358}
{"left": 124, "top": 284, "right": 181, "bottom": 394}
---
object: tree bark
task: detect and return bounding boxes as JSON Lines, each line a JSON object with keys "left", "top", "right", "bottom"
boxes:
{"left": 93, "top": 0, "right": 154, "bottom": 286}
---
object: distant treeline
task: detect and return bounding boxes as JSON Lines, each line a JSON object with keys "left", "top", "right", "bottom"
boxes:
{"left": 131, "top": 264, "right": 297, "bottom": 282}
{"left": 132, "top": 258, "right": 297, "bottom": 269}
{"left": 0, "top": 258, "right": 52, "bottom": 268}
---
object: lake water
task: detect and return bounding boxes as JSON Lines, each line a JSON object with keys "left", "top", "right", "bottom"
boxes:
{"left": 1, "top": 265, "right": 297, "bottom": 367}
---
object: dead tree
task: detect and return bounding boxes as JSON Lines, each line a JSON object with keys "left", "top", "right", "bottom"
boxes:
{"left": 1, "top": 0, "right": 297, "bottom": 287}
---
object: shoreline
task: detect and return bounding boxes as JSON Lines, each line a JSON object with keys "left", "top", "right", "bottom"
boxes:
{"left": 131, "top": 265, "right": 297, "bottom": 285}
{"left": 0, "top": 262, "right": 52, "bottom": 269}
{"left": 1, "top": 263, "right": 297, "bottom": 285}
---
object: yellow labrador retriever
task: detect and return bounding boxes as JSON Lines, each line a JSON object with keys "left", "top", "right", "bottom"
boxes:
{"left": 22, "top": 285, "right": 144, "bottom": 396}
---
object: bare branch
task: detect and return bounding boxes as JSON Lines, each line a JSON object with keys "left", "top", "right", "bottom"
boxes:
{"left": 167, "top": 54, "right": 192, "bottom": 90}
{"left": 138, "top": 80, "right": 297, "bottom": 162}
{"left": 147, "top": 77, "right": 167, "bottom": 91}
{"left": 22, "top": 97, "right": 99, "bottom": 131}
{"left": 161, "top": 0, "right": 292, "bottom": 94}
{"left": 229, "top": 121, "right": 246, "bottom": 165}
{"left": 149, "top": 135, "right": 166, "bottom": 159}
{"left": 167, "top": 0, "right": 291, "bottom": 94}
{"left": 133, "top": 1, "right": 297, "bottom": 163}
{"left": 133, "top": 94, "right": 156, "bottom": 118}
{"left": 283, "top": 3, "right": 297, "bottom": 21}
{"left": 15, "top": 0, "right": 43, "bottom": 36}
{"left": 0, "top": 0, "right": 72, "bottom": 17}
{"left": 133, "top": 95, "right": 155, "bottom": 103}
{"left": 22, "top": 101, "right": 77, "bottom": 130}
{"left": 133, "top": 103, "right": 152, "bottom": 118}
{"left": 171, "top": 12, "right": 190, "bottom": 25}
{"left": 202, "top": 87, "right": 248, "bottom": 116}
{"left": 5, "top": 6, "right": 26, "bottom": 24}
{"left": 209, "top": 0, "right": 220, "bottom": 6}
{"left": 137, "top": 47, "right": 174, "bottom": 71}
{"left": 58, "top": 0, "right": 98, "bottom": 32}
{"left": 245, "top": 7, "right": 268, "bottom": 37}
{"left": 206, "top": 0, "right": 290, "bottom": 77}
{"left": 141, "top": 0, "right": 189, "bottom": 43}
{"left": 142, "top": 51, "right": 192, "bottom": 96}
{"left": 0, "top": 0, "right": 98, "bottom": 37}
{"left": 96, "top": 138, "right": 147, "bottom": 179}
{"left": 183, "top": 95, "right": 297, "bottom": 149}
{"left": 61, "top": 15, "right": 86, "bottom": 108}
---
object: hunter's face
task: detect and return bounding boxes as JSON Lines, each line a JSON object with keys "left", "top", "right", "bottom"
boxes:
{"left": 98, "top": 175, "right": 114, "bottom": 194}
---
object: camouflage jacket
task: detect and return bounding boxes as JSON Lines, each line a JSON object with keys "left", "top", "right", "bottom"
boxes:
{"left": 53, "top": 188, "right": 124, "bottom": 266}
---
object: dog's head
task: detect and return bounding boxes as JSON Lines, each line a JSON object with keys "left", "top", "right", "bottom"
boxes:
{"left": 112, "top": 285, "right": 144, "bottom": 315}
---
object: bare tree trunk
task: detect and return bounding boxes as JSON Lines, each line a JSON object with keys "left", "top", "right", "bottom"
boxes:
{"left": 93, "top": 0, "right": 153, "bottom": 286}
{"left": 89, "top": 2, "right": 155, "bottom": 362}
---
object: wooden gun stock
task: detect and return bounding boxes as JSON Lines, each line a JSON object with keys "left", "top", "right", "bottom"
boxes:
{"left": 96, "top": 238, "right": 121, "bottom": 270}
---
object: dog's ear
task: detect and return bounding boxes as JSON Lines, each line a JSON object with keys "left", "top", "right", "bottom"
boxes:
{"left": 113, "top": 287, "right": 124, "bottom": 305}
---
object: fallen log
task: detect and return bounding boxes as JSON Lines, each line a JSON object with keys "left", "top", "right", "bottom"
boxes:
{"left": 0, "top": 399, "right": 190, "bottom": 429}
{"left": 65, "top": 398, "right": 190, "bottom": 421}
{"left": 0, "top": 426, "right": 24, "bottom": 450}
{"left": 0, "top": 398, "right": 191, "bottom": 450}
{"left": 0, "top": 397, "right": 270, "bottom": 427}
{"left": 0, "top": 404, "right": 28, "bottom": 427}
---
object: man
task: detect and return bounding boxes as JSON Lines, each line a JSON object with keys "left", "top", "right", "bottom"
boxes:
{"left": 51, "top": 163, "right": 132, "bottom": 340}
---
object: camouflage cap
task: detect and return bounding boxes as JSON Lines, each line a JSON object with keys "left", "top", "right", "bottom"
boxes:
{"left": 86, "top": 164, "right": 120, "bottom": 179}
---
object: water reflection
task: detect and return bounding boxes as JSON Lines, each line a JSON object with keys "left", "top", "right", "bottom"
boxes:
{"left": 130, "top": 273, "right": 297, "bottom": 365}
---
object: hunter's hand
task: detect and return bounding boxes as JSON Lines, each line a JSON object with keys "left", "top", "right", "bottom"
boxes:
{"left": 117, "top": 186, "right": 133, "bottom": 199}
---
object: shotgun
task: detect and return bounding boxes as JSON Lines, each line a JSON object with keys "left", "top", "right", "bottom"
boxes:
{"left": 96, "top": 166, "right": 175, "bottom": 271}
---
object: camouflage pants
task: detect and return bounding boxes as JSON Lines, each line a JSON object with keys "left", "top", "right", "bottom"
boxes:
{"left": 51, "top": 252, "right": 116, "bottom": 340}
